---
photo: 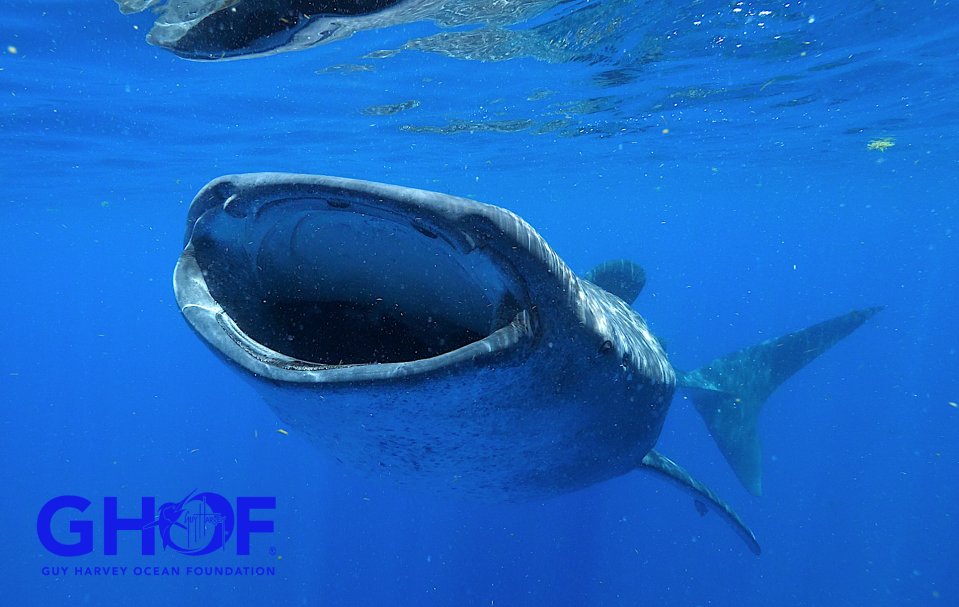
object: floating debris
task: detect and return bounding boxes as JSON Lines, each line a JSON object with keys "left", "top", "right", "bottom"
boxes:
{"left": 867, "top": 137, "right": 895, "bottom": 152}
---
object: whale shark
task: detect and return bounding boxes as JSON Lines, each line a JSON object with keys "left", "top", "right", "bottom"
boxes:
{"left": 173, "top": 172, "right": 881, "bottom": 554}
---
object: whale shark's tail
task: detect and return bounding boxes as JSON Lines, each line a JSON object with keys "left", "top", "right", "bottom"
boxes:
{"left": 678, "top": 307, "right": 883, "bottom": 496}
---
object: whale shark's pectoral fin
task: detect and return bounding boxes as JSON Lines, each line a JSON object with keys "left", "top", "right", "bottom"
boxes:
{"left": 678, "top": 306, "right": 884, "bottom": 496}
{"left": 583, "top": 260, "right": 646, "bottom": 304}
{"left": 639, "top": 449, "right": 761, "bottom": 555}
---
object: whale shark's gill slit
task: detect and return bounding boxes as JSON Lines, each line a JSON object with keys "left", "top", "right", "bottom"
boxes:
{"left": 193, "top": 200, "right": 529, "bottom": 367}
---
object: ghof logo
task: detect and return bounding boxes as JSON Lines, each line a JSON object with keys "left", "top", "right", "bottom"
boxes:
{"left": 37, "top": 491, "right": 275, "bottom": 557}
{"left": 146, "top": 490, "right": 235, "bottom": 555}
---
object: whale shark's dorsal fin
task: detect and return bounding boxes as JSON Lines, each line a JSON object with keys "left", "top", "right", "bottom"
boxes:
{"left": 583, "top": 260, "right": 646, "bottom": 305}
{"left": 678, "top": 306, "right": 884, "bottom": 496}
{"left": 639, "top": 449, "right": 761, "bottom": 555}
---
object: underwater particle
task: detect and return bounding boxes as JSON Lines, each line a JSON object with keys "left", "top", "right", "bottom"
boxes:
{"left": 277, "top": 429, "right": 289, "bottom": 435}
{"left": 6, "top": 46, "right": 16, "bottom": 54}
{"left": 101, "top": 201, "right": 109, "bottom": 208}
{"left": 867, "top": 137, "right": 895, "bottom": 152}
{"left": 949, "top": 402, "right": 957, "bottom": 408}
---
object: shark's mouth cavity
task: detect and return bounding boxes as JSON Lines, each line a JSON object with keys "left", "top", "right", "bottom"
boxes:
{"left": 185, "top": 191, "right": 531, "bottom": 367}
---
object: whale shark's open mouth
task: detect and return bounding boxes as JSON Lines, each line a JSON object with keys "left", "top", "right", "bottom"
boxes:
{"left": 174, "top": 174, "right": 536, "bottom": 376}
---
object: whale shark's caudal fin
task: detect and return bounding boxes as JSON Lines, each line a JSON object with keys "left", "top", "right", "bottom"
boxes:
{"left": 677, "top": 307, "right": 884, "bottom": 496}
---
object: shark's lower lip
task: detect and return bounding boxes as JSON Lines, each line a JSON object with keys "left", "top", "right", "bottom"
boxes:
{"left": 175, "top": 180, "right": 534, "bottom": 375}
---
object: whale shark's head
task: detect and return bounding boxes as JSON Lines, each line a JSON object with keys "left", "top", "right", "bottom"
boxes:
{"left": 174, "top": 173, "right": 548, "bottom": 383}
{"left": 174, "top": 173, "right": 672, "bottom": 390}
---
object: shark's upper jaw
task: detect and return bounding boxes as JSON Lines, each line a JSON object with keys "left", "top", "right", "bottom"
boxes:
{"left": 174, "top": 175, "right": 537, "bottom": 381}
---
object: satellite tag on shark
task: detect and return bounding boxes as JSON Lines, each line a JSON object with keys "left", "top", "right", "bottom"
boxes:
{"left": 173, "top": 173, "right": 882, "bottom": 554}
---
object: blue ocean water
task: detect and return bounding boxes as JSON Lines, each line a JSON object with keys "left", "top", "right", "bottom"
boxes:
{"left": 2, "top": 0, "right": 957, "bottom": 605}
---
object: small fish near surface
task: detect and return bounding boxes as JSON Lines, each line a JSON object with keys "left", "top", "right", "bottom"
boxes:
{"left": 173, "top": 172, "right": 882, "bottom": 555}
